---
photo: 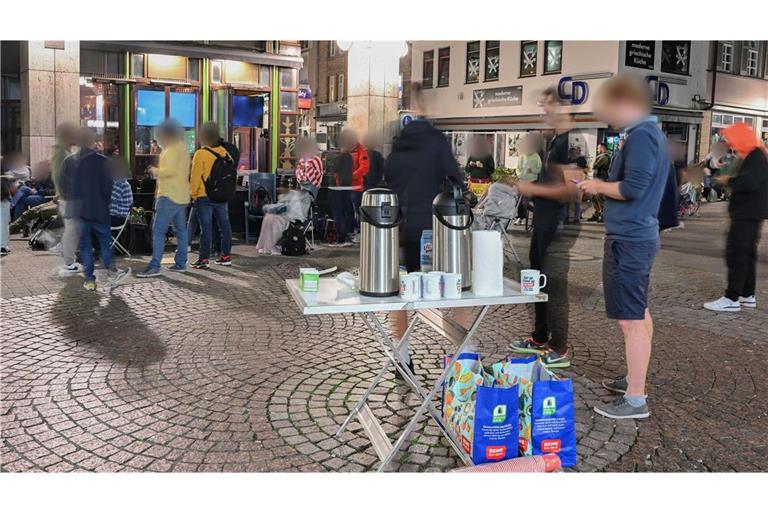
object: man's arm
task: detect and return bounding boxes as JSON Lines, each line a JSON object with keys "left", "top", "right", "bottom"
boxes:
{"left": 517, "top": 163, "right": 572, "bottom": 202}
{"left": 580, "top": 131, "right": 657, "bottom": 201}
{"left": 352, "top": 150, "right": 369, "bottom": 183}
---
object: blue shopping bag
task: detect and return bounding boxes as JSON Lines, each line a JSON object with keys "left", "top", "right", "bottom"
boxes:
{"left": 531, "top": 379, "right": 577, "bottom": 467}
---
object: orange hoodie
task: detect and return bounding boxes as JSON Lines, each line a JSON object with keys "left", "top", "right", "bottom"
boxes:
{"left": 350, "top": 144, "right": 369, "bottom": 191}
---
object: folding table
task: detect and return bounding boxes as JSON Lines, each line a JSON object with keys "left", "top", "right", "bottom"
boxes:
{"left": 285, "top": 277, "right": 547, "bottom": 471}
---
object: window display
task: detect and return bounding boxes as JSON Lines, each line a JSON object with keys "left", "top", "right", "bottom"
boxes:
{"left": 79, "top": 78, "right": 122, "bottom": 155}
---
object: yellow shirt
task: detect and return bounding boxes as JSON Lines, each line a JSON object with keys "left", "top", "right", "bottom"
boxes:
{"left": 190, "top": 145, "right": 231, "bottom": 200}
{"left": 155, "top": 141, "right": 191, "bottom": 205}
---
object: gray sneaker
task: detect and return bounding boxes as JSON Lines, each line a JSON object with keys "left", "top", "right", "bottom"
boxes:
{"left": 594, "top": 396, "right": 649, "bottom": 419}
{"left": 105, "top": 267, "right": 131, "bottom": 289}
{"left": 136, "top": 266, "right": 161, "bottom": 278}
{"left": 602, "top": 376, "right": 628, "bottom": 394}
{"left": 541, "top": 350, "right": 571, "bottom": 369}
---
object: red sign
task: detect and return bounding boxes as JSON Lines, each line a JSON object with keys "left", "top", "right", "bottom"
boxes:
{"left": 485, "top": 446, "right": 507, "bottom": 460}
{"left": 298, "top": 86, "right": 313, "bottom": 110}
{"left": 540, "top": 439, "right": 562, "bottom": 453}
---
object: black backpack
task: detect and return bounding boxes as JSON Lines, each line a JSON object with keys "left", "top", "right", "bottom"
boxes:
{"left": 279, "top": 221, "right": 307, "bottom": 256}
{"left": 203, "top": 147, "right": 237, "bottom": 203}
{"left": 250, "top": 186, "right": 271, "bottom": 216}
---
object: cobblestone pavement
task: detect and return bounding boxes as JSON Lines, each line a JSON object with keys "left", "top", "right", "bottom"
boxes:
{"left": 1, "top": 201, "right": 766, "bottom": 472}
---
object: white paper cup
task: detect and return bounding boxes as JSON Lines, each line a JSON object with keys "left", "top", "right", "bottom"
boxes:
{"left": 442, "top": 273, "right": 463, "bottom": 299}
{"left": 421, "top": 273, "right": 442, "bottom": 300}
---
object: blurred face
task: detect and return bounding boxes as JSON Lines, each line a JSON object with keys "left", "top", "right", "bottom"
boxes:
{"left": 540, "top": 93, "right": 561, "bottom": 125}
{"left": 595, "top": 97, "right": 646, "bottom": 130}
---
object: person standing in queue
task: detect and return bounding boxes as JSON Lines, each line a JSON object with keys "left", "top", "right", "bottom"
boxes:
{"left": 384, "top": 82, "right": 466, "bottom": 377}
{"left": 587, "top": 142, "right": 611, "bottom": 222}
{"left": 328, "top": 133, "right": 356, "bottom": 246}
{"left": 137, "top": 119, "right": 191, "bottom": 277}
{"left": 363, "top": 133, "right": 385, "bottom": 190}
{"left": 704, "top": 122, "right": 768, "bottom": 312}
{"left": 579, "top": 74, "right": 670, "bottom": 419}
{"left": 345, "top": 131, "right": 370, "bottom": 236}
{"left": 189, "top": 122, "right": 237, "bottom": 269}
{"left": 52, "top": 123, "right": 82, "bottom": 275}
{"left": 510, "top": 87, "right": 577, "bottom": 369}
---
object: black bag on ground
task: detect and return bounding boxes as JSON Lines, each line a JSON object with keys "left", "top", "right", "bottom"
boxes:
{"left": 28, "top": 215, "right": 60, "bottom": 250}
{"left": 203, "top": 147, "right": 237, "bottom": 203}
{"left": 279, "top": 221, "right": 306, "bottom": 256}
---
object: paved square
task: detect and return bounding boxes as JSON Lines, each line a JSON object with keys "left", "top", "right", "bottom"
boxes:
{"left": 2, "top": 201, "right": 766, "bottom": 472}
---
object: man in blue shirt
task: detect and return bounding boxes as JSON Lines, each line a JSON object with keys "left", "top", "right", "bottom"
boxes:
{"left": 580, "top": 75, "right": 669, "bottom": 420}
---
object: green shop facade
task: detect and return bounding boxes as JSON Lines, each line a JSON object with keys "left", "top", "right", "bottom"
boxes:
{"left": 78, "top": 41, "right": 303, "bottom": 176}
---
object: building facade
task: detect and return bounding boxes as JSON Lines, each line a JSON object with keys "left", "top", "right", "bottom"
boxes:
{"left": 701, "top": 41, "right": 768, "bottom": 157}
{"left": 2, "top": 40, "right": 304, "bottom": 174}
{"left": 410, "top": 40, "right": 716, "bottom": 169}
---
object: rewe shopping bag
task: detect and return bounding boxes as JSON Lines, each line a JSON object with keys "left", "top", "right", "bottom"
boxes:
{"left": 443, "top": 353, "right": 520, "bottom": 464}
{"left": 532, "top": 379, "right": 577, "bottom": 467}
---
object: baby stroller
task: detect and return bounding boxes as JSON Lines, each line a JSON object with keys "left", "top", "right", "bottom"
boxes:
{"left": 679, "top": 181, "right": 701, "bottom": 217}
{"left": 472, "top": 181, "right": 522, "bottom": 265}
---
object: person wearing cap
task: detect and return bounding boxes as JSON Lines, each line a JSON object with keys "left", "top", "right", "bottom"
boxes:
{"left": 137, "top": 119, "right": 191, "bottom": 277}
{"left": 704, "top": 123, "right": 768, "bottom": 312}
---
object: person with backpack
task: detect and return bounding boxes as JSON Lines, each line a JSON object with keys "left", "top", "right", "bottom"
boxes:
{"left": 189, "top": 122, "right": 238, "bottom": 269}
{"left": 136, "top": 119, "right": 191, "bottom": 278}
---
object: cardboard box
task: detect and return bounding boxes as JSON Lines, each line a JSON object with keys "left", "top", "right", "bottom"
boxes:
{"left": 299, "top": 268, "right": 320, "bottom": 292}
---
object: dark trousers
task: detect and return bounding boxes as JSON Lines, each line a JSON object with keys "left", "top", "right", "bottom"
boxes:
{"left": 725, "top": 218, "right": 763, "bottom": 301}
{"left": 351, "top": 191, "right": 363, "bottom": 231}
{"left": 529, "top": 225, "right": 576, "bottom": 354}
{"left": 331, "top": 190, "right": 354, "bottom": 243}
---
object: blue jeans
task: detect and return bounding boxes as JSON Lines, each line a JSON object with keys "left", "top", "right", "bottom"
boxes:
{"left": 79, "top": 220, "right": 114, "bottom": 281}
{"left": 196, "top": 196, "right": 232, "bottom": 260}
{"left": 331, "top": 190, "right": 354, "bottom": 243}
{"left": 149, "top": 196, "right": 188, "bottom": 269}
{"left": 351, "top": 191, "right": 363, "bottom": 231}
{"left": 11, "top": 186, "right": 47, "bottom": 220}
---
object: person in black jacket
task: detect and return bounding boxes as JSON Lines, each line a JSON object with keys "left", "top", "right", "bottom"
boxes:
{"left": 363, "top": 133, "right": 385, "bottom": 190}
{"left": 384, "top": 82, "right": 466, "bottom": 377}
{"left": 68, "top": 128, "right": 131, "bottom": 291}
{"left": 328, "top": 142, "right": 355, "bottom": 246}
{"left": 704, "top": 123, "right": 768, "bottom": 312}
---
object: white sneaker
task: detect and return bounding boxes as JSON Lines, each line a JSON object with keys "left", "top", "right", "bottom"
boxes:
{"left": 104, "top": 267, "right": 131, "bottom": 289}
{"left": 703, "top": 296, "right": 741, "bottom": 313}
{"left": 739, "top": 296, "right": 757, "bottom": 309}
{"left": 48, "top": 242, "right": 63, "bottom": 255}
{"left": 58, "top": 263, "right": 83, "bottom": 277}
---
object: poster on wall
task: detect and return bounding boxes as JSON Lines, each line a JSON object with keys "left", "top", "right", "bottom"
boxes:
{"left": 661, "top": 41, "right": 691, "bottom": 75}
{"left": 504, "top": 132, "right": 528, "bottom": 169}
{"left": 625, "top": 41, "right": 655, "bottom": 70}
{"left": 568, "top": 132, "right": 590, "bottom": 163}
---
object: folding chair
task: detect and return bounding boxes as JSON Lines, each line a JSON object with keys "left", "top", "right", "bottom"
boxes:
{"left": 110, "top": 215, "right": 131, "bottom": 257}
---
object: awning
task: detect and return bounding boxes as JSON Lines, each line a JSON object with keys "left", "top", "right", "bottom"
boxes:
{"left": 81, "top": 41, "right": 304, "bottom": 69}
{"left": 433, "top": 113, "right": 606, "bottom": 131}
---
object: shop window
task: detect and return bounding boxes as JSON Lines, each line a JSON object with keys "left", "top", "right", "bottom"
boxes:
{"left": 338, "top": 73, "right": 345, "bottom": 100}
{"left": 719, "top": 41, "right": 734, "bottom": 72}
{"left": 280, "top": 68, "right": 297, "bottom": 90}
{"left": 260, "top": 66, "right": 271, "bottom": 87}
{"left": 79, "top": 79, "right": 122, "bottom": 156}
{"left": 466, "top": 41, "right": 480, "bottom": 83}
{"left": 520, "top": 41, "right": 537, "bottom": 77}
{"left": 485, "top": 41, "right": 500, "bottom": 81}
{"left": 211, "top": 60, "right": 222, "bottom": 84}
{"left": 106, "top": 52, "right": 121, "bottom": 75}
{"left": 328, "top": 75, "right": 336, "bottom": 102}
{"left": 422, "top": 50, "right": 434, "bottom": 88}
{"left": 437, "top": 47, "right": 450, "bottom": 87}
{"left": 81, "top": 50, "right": 123, "bottom": 76}
{"left": 188, "top": 59, "right": 200, "bottom": 82}
{"left": 280, "top": 92, "right": 297, "bottom": 112}
{"left": 660, "top": 41, "right": 691, "bottom": 75}
{"left": 544, "top": 41, "right": 563, "bottom": 74}
{"left": 131, "top": 54, "right": 145, "bottom": 78}
{"left": 741, "top": 41, "right": 759, "bottom": 77}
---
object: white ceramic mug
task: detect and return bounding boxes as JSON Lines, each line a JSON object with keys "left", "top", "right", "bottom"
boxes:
{"left": 421, "top": 273, "right": 442, "bottom": 300}
{"left": 442, "top": 273, "right": 463, "bottom": 299}
{"left": 520, "top": 269, "right": 547, "bottom": 295}
{"left": 399, "top": 273, "right": 421, "bottom": 301}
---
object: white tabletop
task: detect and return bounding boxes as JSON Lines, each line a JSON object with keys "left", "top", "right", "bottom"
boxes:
{"left": 286, "top": 278, "right": 547, "bottom": 315}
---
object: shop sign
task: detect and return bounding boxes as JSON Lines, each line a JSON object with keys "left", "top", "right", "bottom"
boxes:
{"left": 557, "top": 76, "right": 588, "bottom": 105}
{"left": 472, "top": 86, "right": 523, "bottom": 108}
{"left": 44, "top": 41, "right": 65, "bottom": 50}
{"left": 625, "top": 41, "right": 655, "bottom": 70}
{"left": 646, "top": 76, "right": 670, "bottom": 106}
{"left": 298, "top": 86, "right": 313, "bottom": 110}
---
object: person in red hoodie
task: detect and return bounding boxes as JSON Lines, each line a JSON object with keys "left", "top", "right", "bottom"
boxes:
{"left": 339, "top": 130, "right": 370, "bottom": 234}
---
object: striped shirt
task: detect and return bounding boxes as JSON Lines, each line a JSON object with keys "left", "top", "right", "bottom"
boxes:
{"left": 296, "top": 156, "right": 324, "bottom": 188}
{"left": 110, "top": 179, "right": 133, "bottom": 218}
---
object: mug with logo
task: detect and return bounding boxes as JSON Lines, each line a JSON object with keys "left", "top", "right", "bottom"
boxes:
{"left": 520, "top": 269, "right": 547, "bottom": 295}
{"left": 442, "top": 272, "right": 463, "bottom": 299}
{"left": 399, "top": 273, "right": 421, "bottom": 301}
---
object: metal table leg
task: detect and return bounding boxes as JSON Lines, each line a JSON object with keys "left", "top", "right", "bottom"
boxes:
{"left": 376, "top": 305, "right": 489, "bottom": 471}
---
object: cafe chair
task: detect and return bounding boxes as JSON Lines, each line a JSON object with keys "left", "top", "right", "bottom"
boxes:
{"left": 110, "top": 215, "right": 131, "bottom": 257}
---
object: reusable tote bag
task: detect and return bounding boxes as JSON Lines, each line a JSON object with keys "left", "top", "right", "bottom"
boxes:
{"left": 531, "top": 379, "right": 577, "bottom": 467}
